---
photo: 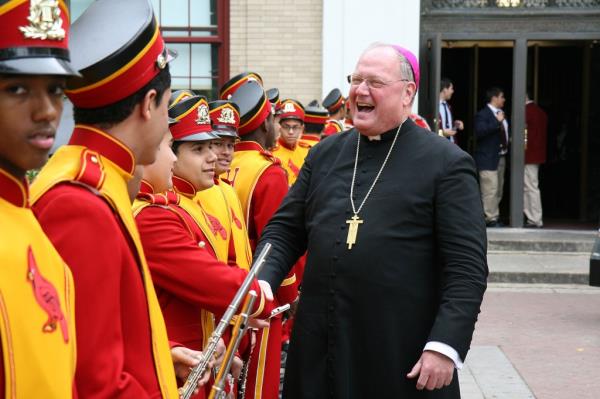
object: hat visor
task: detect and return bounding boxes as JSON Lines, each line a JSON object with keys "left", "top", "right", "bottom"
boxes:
{"left": 177, "top": 131, "right": 220, "bottom": 142}
{"left": 0, "top": 57, "right": 80, "bottom": 77}
{"left": 212, "top": 127, "right": 239, "bottom": 139}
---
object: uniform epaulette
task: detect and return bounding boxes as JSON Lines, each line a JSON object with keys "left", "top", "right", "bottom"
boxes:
{"left": 259, "top": 149, "right": 281, "bottom": 166}
{"left": 136, "top": 192, "right": 169, "bottom": 206}
{"left": 74, "top": 149, "right": 106, "bottom": 190}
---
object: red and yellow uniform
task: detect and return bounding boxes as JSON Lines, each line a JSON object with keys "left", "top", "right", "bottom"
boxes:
{"left": 30, "top": 126, "right": 178, "bottom": 398}
{"left": 272, "top": 138, "right": 312, "bottom": 186}
{"left": 227, "top": 141, "right": 298, "bottom": 399}
{"left": 194, "top": 179, "right": 253, "bottom": 271}
{"left": 0, "top": 170, "right": 77, "bottom": 398}
{"left": 133, "top": 178, "right": 273, "bottom": 398}
{"left": 300, "top": 133, "right": 320, "bottom": 146}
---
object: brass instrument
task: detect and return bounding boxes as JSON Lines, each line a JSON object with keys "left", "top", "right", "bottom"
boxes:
{"left": 179, "top": 243, "right": 272, "bottom": 399}
{"left": 208, "top": 291, "right": 257, "bottom": 399}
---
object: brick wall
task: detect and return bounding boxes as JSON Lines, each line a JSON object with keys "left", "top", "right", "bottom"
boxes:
{"left": 230, "top": 0, "right": 323, "bottom": 106}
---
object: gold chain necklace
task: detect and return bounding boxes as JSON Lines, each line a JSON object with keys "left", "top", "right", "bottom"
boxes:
{"left": 346, "top": 122, "right": 403, "bottom": 249}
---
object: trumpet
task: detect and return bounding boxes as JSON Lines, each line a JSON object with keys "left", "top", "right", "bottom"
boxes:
{"left": 179, "top": 243, "right": 272, "bottom": 399}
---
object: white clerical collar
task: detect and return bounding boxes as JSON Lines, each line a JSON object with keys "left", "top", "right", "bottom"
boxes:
{"left": 367, "top": 135, "right": 381, "bottom": 141}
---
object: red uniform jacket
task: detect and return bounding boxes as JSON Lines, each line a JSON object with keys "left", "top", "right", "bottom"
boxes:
{"left": 32, "top": 140, "right": 165, "bottom": 397}
{"left": 135, "top": 182, "right": 272, "bottom": 348}
{"left": 525, "top": 101, "right": 548, "bottom": 164}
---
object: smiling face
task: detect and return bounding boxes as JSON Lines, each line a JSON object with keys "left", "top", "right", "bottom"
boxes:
{"left": 173, "top": 140, "right": 217, "bottom": 191}
{"left": 142, "top": 130, "right": 177, "bottom": 193}
{"left": 211, "top": 136, "right": 235, "bottom": 175}
{"left": 0, "top": 74, "right": 66, "bottom": 177}
{"left": 349, "top": 46, "right": 416, "bottom": 136}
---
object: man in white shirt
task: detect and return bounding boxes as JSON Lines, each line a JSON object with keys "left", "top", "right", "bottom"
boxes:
{"left": 438, "top": 78, "right": 464, "bottom": 144}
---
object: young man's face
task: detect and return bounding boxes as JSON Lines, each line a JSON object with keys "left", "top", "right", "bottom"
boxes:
{"left": 278, "top": 118, "right": 304, "bottom": 148}
{"left": 138, "top": 87, "right": 171, "bottom": 166}
{"left": 211, "top": 136, "right": 235, "bottom": 175}
{"left": 173, "top": 140, "right": 216, "bottom": 191}
{"left": 492, "top": 92, "right": 506, "bottom": 109}
{"left": 142, "top": 130, "right": 177, "bottom": 193}
{"left": 0, "top": 75, "right": 65, "bottom": 176}
{"left": 441, "top": 84, "right": 454, "bottom": 101}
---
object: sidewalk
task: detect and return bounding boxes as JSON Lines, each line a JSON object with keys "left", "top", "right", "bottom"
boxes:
{"left": 459, "top": 346, "right": 535, "bottom": 399}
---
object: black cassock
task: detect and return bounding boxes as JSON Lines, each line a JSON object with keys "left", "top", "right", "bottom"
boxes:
{"left": 258, "top": 119, "right": 488, "bottom": 398}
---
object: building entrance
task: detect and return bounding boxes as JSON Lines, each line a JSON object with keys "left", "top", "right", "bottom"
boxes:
{"left": 439, "top": 41, "right": 600, "bottom": 225}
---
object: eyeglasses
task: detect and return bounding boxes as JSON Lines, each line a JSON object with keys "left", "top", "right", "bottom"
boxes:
{"left": 347, "top": 74, "right": 409, "bottom": 89}
{"left": 280, "top": 123, "right": 303, "bottom": 132}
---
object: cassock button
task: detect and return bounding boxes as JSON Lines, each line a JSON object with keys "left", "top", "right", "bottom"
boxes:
{"left": 332, "top": 256, "right": 338, "bottom": 262}
{"left": 340, "top": 225, "right": 346, "bottom": 230}
{"left": 361, "top": 169, "right": 367, "bottom": 174}
{"left": 335, "top": 239, "right": 341, "bottom": 245}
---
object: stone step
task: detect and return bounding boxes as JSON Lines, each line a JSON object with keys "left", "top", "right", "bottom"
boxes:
{"left": 487, "top": 228, "right": 597, "bottom": 253}
{"left": 487, "top": 252, "right": 589, "bottom": 285}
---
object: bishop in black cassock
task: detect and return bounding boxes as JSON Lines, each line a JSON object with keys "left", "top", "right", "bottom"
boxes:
{"left": 256, "top": 44, "right": 488, "bottom": 399}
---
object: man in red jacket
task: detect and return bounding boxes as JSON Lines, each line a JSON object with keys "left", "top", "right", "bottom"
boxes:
{"left": 524, "top": 92, "right": 548, "bottom": 228}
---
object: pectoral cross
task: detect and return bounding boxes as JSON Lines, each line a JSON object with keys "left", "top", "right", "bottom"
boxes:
{"left": 346, "top": 214, "right": 363, "bottom": 249}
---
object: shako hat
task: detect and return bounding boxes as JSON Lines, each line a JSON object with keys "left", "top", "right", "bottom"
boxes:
{"left": 322, "top": 88, "right": 344, "bottom": 114}
{"left": 220, "top": 71, "right": 263, "bottom": 100}
{"left": 0, "top": 0, "right": 78, "bottom": 76}
{"left": 65, "top": 0, "right": 176, "bottom": 109}
{"left": 304, "top": 100, "right": 328, "bottom": 125}
{"left": 278, "top": 99, "right": 304, "bottom": 122}
{"left": 169, "top": 89, "right": 195, "bottom": 109}
{"left": 266, "top": 87, "right": 280, "bottom": 113}
{"left": 169, "top": 95, "right": 218, "bottom": 142}
{"left": 209, "top": 100, "right": 240, "bottom": 139}
{"left": 230, "top": 80, "right": 271, "bottom": 136}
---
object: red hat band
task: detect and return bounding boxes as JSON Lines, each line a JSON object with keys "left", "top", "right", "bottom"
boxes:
{"left": 170, "top": 97, "right": 213, "bottom": 140}
{"left": 238, "top": 96, "right": 271, "bottom": 136}
{"left": 305, "top": 114, "right": 328, "bottom": 125}
{"left": 66, "top": 18, "right": 169, "bottom": 108}
{"left": 328, "top": 96, "right": 344, "bottom": 113}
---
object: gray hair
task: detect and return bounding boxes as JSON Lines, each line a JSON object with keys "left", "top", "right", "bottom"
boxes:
{"left": 363, "top": 42, "right": 415, "bottom": 83}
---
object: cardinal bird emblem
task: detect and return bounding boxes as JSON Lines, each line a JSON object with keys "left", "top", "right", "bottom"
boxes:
{"left": 27, "top": 247, "right": 69, "bottom": 343}
{"left": 205, "top": 213, "right": 227, "bottom": 240}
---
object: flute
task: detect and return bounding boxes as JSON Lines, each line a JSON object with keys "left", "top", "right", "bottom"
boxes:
{"left": 208, "top": 291, "right": 257, "bottom": 399}
{"left": 179, "top": 243, "right": 272, "bottom": 399}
